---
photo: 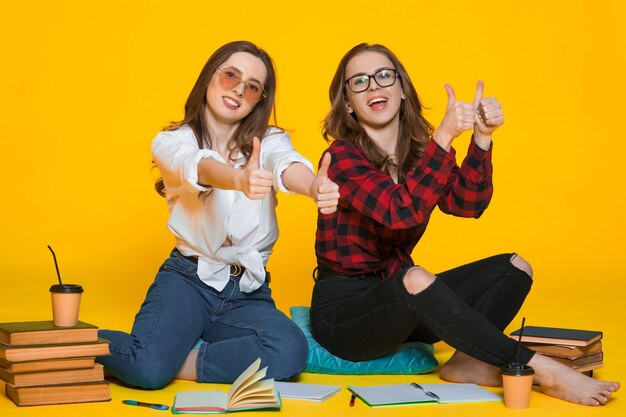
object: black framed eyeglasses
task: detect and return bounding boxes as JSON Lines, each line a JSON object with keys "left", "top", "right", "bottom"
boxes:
{"left": 345, "top": 68, "right": 399, "bottom": 93}
{"left": 216, "top": 67, "right": 267, "bottom": 102}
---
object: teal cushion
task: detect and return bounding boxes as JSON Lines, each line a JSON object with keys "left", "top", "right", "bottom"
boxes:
{"left": 290, "top": 306, "right": 438, "bottom": 375}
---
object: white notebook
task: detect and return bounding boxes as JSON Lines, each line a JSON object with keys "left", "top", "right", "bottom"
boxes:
{"left": 274, "top": 381, "right": 341, "bottom": 402}
{"left": 348, "top": 383, "right": 501, "bottom": 407}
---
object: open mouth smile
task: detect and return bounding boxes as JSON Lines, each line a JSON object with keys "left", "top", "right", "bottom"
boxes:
{"left": 223, "top": 96, "right": 241, "bottom": 109}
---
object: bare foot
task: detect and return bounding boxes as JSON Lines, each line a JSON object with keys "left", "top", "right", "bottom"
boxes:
{"left": 530, "top": 354, "right": 620, "bottom": 406}
{"left": 175, "top": 348, "right": 198, "bottom": 380}
{"left": 440, "top": 351, "right": 502, "bottom": 387}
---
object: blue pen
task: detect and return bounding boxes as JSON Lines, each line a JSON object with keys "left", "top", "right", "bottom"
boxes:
{"left": 122, "top": 399, "right": 169, "bottom": 410}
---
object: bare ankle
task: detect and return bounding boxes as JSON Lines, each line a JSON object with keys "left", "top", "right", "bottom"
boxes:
{"left": 175, "top": 348, "right": 199, "bottom": 381}
{"left": 440, "top": 351, "right": 502, "bottom": 387}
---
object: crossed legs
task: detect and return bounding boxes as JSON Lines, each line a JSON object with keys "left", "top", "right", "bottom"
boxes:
{"left": 403, "top": 255, "right": 620, "bottom": 406}
{"left": 437, "top": 254, "right": 533, "bottom": 386}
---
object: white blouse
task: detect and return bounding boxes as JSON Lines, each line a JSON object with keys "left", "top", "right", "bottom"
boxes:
{"left": 151, "top": 126, "right": 313, "bottom": 293}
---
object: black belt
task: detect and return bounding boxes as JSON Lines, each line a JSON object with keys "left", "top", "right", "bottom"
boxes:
{"left": 313, "top": 266, "right": 384, "bottom": 281}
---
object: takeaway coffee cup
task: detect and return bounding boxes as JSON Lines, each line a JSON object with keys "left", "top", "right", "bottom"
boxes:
{"left": 500, "top": 363, "right": 535, "bottom": 409}
{"left": 50, "top": 284, "right": 84, "bottom": 327}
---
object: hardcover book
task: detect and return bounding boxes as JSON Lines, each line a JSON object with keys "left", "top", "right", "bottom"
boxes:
{"left": 574, "top": 362, "right": 604, "bottom": 373}
{"left": 172, "top": 358, "right": 281, "bottom": 414}
{"left": 509, "top": 326, "right": 602, "bottom": 346}
{"left": 524, "top": 340, "right": 602, "bottom": 359}
{"left": 5, "top": 380, "right": 111, "bottom": 406}
{"left": 0, "top": 356, "right": 96, "bottom": 374}
{"left": 549, "top": 352, "right": 604, "bottom": 368}
{"left": 0, "top": 363, "right": 104, "bottom": 387}
{"left": 0, "top": 338, "right": 110, "bottom": 362}
{"left": 0, "top": 321, "right": 98, "bottom": 346}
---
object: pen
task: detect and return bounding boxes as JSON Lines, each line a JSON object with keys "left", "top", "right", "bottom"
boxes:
{"left": 122, "top": 399, "right": 169, "bottom": 410}
{"left": 349, "top": 393, "right": 356, "bottom": 407}
{"left": 410, "top": 382, "right": 439, "bottom": 401}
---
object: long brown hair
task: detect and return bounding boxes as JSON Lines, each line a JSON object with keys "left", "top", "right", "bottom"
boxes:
{"left": 155, "top": 41, "right": 278, "bottom": 196}
{"left": 322, "top": 43, "right": 433, "bottom": 180}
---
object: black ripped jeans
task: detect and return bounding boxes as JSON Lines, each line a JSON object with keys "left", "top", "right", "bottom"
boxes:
{"left": 310, "top": 253, "right": 535, "bottom": 367}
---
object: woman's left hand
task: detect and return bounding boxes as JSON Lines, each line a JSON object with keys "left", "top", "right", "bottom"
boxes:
{"left": 473, "top": 81, "right": 504, "bottom": 145}
{"left": 310, "top": 153, "right": 340, "bottom": 214}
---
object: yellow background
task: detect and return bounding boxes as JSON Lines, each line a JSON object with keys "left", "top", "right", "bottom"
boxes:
{"left": 0, "top": 1, "right": 624, "bottom": 416}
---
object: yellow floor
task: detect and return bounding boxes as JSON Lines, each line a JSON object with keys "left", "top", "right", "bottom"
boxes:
{"left": 1, "top": 343, "right": 623, "bottom": 417}
{"left": 2, "top": 270, "right": 624, "bottom": 417}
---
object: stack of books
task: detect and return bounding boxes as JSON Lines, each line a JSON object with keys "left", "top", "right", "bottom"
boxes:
{"left": 510, "top": 326, "right": 603, "bottom": 375}
{"left": 0, "top": 320, "right": 111, "bottom": 406}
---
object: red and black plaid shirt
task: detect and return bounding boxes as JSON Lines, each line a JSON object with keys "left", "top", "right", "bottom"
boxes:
{"left": 316, "top": 138, "right": 493, "bottom": 278}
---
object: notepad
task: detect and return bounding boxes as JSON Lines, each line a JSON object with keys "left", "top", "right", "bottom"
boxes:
{"left": 274, "top": 381, "right": 341, "bottom": 402}
{"left": 348, "top": 383, "right": 501, "bottom": 407}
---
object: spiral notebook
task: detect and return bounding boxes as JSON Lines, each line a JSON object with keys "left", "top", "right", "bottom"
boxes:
{"left": 348, "top": 382, "right": 501, "bottom": 407}
{"left": 274, "top": 381, "right": 341, "bottom": 402}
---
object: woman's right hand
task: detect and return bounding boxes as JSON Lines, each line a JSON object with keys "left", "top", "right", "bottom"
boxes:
{"left": 309, "top": 152, "right": 340, "bottom": 214}
{"left": 433, "top": 84, "right": 477, "bottom": 151}
{"left": 237, "top": 137, "right": 274, "bottom": 200}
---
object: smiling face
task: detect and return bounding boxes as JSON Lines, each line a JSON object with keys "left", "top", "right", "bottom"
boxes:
{"left": 204, "top": 51, "right": 268, "bottom": 127}
{"left": 344, "top": 51, "right": 405, "bottom": 131}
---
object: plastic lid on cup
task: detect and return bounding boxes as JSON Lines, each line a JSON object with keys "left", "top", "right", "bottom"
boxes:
{"left": 50, "top": 284, "right": 84, "bottom": 293}
{"left": 500, "top": 362, "right": 535, "bottom": 376}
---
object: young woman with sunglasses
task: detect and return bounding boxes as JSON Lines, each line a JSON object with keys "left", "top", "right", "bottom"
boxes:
{"left": 310, "top": 43, "right": 619, "bottom": 406}
{"left": 96, "top": 41, "right": 340, "bottom": 389}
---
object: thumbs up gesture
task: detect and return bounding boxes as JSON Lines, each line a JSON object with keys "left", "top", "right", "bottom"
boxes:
{"left": 433, "top": 84, "right": 476, "bottom": 150}
{"left": 239, "top": 136, "right": 274, "bottom": 200}
{"left": 309, "top": 152, "right": 340, "bottom": 214}
{"left": 473, "top": 80, "right": 504, "bottom": 138}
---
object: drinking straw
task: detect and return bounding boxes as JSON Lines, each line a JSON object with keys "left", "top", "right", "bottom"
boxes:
{"left": 515, "top": 317, "right": 526, "bottom": 363}
{"left": 47, "top": 245, "right": 63, "bottom": 286}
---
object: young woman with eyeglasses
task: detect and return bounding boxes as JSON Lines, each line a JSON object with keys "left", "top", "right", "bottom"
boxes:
{"left": 96, "top": 41, "right": 340, "bottom": 389}
{"left": 310, "top": 43, "right": 619, "bottom": 406}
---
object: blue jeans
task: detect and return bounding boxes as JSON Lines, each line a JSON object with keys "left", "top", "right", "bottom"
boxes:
{"left": 97, "top": 249, "right": 307, "bottom": 389}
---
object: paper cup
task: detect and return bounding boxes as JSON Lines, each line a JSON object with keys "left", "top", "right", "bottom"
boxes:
{"left": 500, "top": 363, "right": 535, "bottom": 409}
{"left": 50, "top": 284, "right": 83, "bottom": 327}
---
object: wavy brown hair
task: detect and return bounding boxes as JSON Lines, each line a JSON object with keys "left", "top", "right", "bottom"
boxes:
{"left": 322, "top": 43, "right": 433, "bottom": 180}
{"left": 155, "top": 41, "right": 278, "bottom": 196}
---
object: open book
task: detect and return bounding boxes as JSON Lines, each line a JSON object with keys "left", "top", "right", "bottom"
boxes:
{"left": 172, "top": 358, "right": 280, "bottom": 414}
{"left": 348, "top": 383, "right": 501, "bottom": 407}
